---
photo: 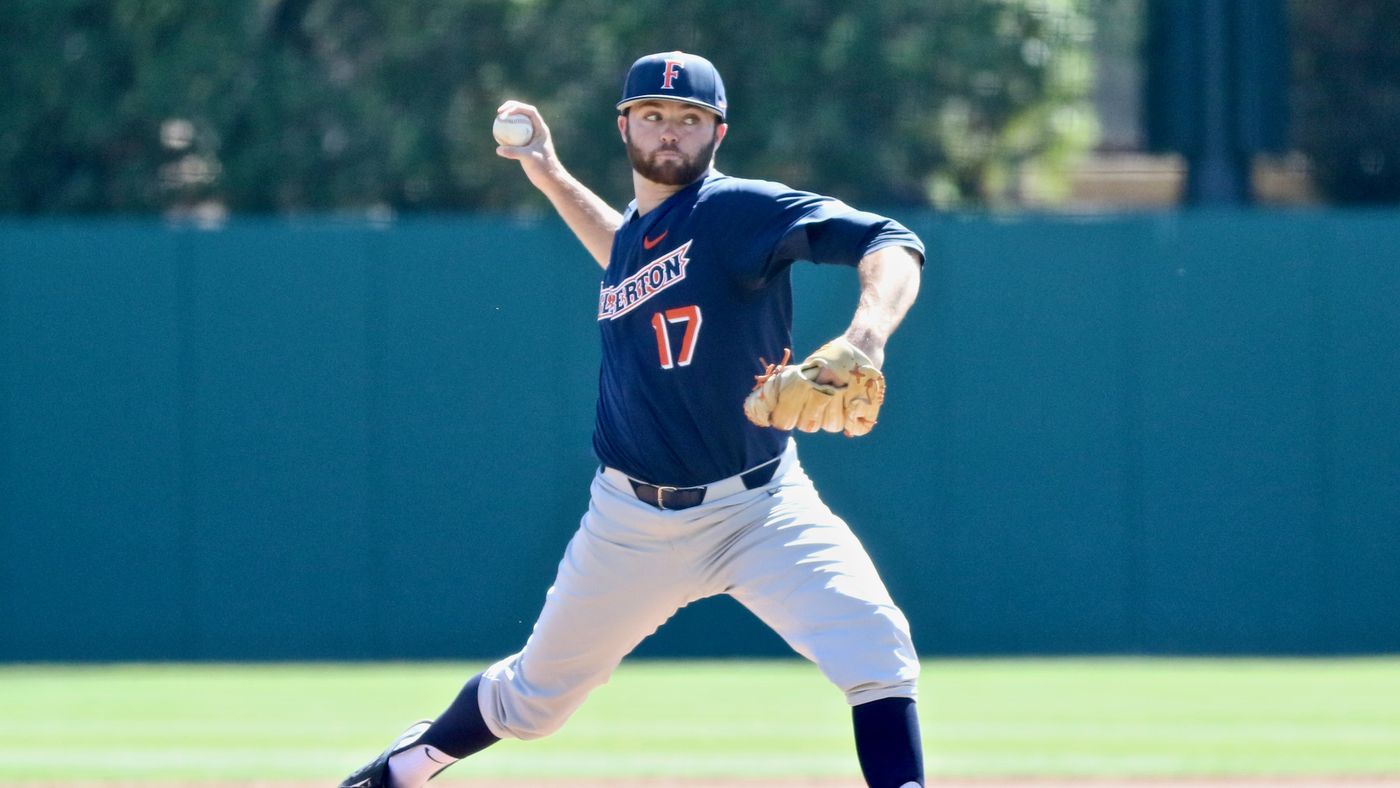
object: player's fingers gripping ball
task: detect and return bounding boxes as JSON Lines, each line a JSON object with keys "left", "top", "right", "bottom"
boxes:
{"left": 743, "top": 338, "right": 886, "bottom": 437}
{"left": 493, "top": 112, "right": 535, "bottom": 147}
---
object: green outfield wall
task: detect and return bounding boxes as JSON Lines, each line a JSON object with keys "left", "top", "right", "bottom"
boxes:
{"left": 1, "top": 212, "right": 1396, "bottom": 661}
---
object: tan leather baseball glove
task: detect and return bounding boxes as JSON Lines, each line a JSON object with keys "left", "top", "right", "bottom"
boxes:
{"left": 743, "top": 338, "right": 886, "bottom": 437}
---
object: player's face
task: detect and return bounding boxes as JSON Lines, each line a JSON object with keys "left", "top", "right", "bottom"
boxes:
{"left": 620, "top": 101, "right": 727, "bottom": 186}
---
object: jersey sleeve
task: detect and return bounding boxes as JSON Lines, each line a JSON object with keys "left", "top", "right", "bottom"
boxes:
{"left": 768, "top": 194, "right": 925, "bottom": 273}
{"left": 710, "top": 180, "right": 923, "bottom": 284}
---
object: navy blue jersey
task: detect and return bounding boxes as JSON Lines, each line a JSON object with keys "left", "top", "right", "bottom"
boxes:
{"left": 593, "top": 172, "right": 924, "bottom": 487}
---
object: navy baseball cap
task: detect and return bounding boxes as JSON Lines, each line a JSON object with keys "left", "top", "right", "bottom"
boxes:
{"left": 616, "top": 51, "right": 727, "bottom": 120}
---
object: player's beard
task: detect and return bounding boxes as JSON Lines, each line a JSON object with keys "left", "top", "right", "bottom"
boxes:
{"left": 625, "top": 129, "right": 719, "bottom": 186}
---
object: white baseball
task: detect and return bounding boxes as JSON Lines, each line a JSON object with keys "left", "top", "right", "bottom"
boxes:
{"left": 493, "top": 113, "right": 534, "bottom": 147}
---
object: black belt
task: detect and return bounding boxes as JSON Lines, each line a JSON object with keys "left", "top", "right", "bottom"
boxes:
{"left": 610, "top": 456, "right": 782, "bottom": 511}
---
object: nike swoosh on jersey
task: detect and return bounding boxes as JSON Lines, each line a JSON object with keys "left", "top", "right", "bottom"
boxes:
{"left": 643, "top": 230, "right": 669, "bottom": 250}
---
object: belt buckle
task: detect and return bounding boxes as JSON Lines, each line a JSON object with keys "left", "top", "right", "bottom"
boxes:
{"left": 655, "top": 485, "right": 679, "bottom": 509}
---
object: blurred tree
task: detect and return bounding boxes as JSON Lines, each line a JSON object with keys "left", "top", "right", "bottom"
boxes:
{"left": 0, "top": 2, "right": 246, "bottom": 212}
{"left": 1293, "top": 0, "right": 1400, "bottom": 204}
{"left": 0, "top": 0, "right": 1096, "bottom": 214}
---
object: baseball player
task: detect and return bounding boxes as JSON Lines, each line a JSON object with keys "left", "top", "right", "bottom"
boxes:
{"left": 340, "top": 51, "right": 926, "bottom": 788}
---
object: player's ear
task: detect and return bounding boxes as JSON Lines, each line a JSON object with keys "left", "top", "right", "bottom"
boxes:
{"left": 617, "top": 114, "right": 628, "bottom": 144}
{"left": 715, "top": 122, "right": 728, "bottom": 146}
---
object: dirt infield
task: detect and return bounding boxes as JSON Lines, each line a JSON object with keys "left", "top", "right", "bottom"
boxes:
{"left": 13, "top": 778, "right": 1400, "bottom": 788}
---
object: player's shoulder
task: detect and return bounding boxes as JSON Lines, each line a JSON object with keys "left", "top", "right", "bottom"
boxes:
{"left": 699, "top": 172, "right": 801, "bottom": 200}
{"left": 696, "top": 172, "right": 825, "bottom": 216}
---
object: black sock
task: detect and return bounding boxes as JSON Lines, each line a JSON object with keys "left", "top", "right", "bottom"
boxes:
{"left": 417, "top": 674, "right": 501, "bottom": 760}
{"left": 851, "top": 696, "right": 923, "bottom": 787}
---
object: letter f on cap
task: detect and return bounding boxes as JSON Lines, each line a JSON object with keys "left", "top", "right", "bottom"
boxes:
{"left": 661, "top": 58, "right": 684, "bottom": 89}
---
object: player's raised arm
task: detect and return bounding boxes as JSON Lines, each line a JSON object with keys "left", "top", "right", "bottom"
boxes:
{"left": 494, "top": 100, "right": 621, "bottom": 269}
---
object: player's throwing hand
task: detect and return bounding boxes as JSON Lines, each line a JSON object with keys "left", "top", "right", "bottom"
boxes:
{"left": 493, "top": 101, "right": 558, "bottom": 172}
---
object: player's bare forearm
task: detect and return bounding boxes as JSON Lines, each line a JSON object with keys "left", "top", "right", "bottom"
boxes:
{"left": 495, "top": 100, "right": 622, "bottom": 268}
{"left": 528, "top": 162, "right": 622, "bottom": 268}
{"left": 842, "top": 245, "right": 923, "bottom": 369}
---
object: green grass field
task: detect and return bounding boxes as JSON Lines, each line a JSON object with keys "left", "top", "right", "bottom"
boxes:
{"left": 1, "top": 659, "right": 1397, "bottom": 783}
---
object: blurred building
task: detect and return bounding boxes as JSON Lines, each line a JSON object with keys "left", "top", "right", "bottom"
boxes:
{"left": 1043, "top": 0, "right": 1313, "bottom": 211}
